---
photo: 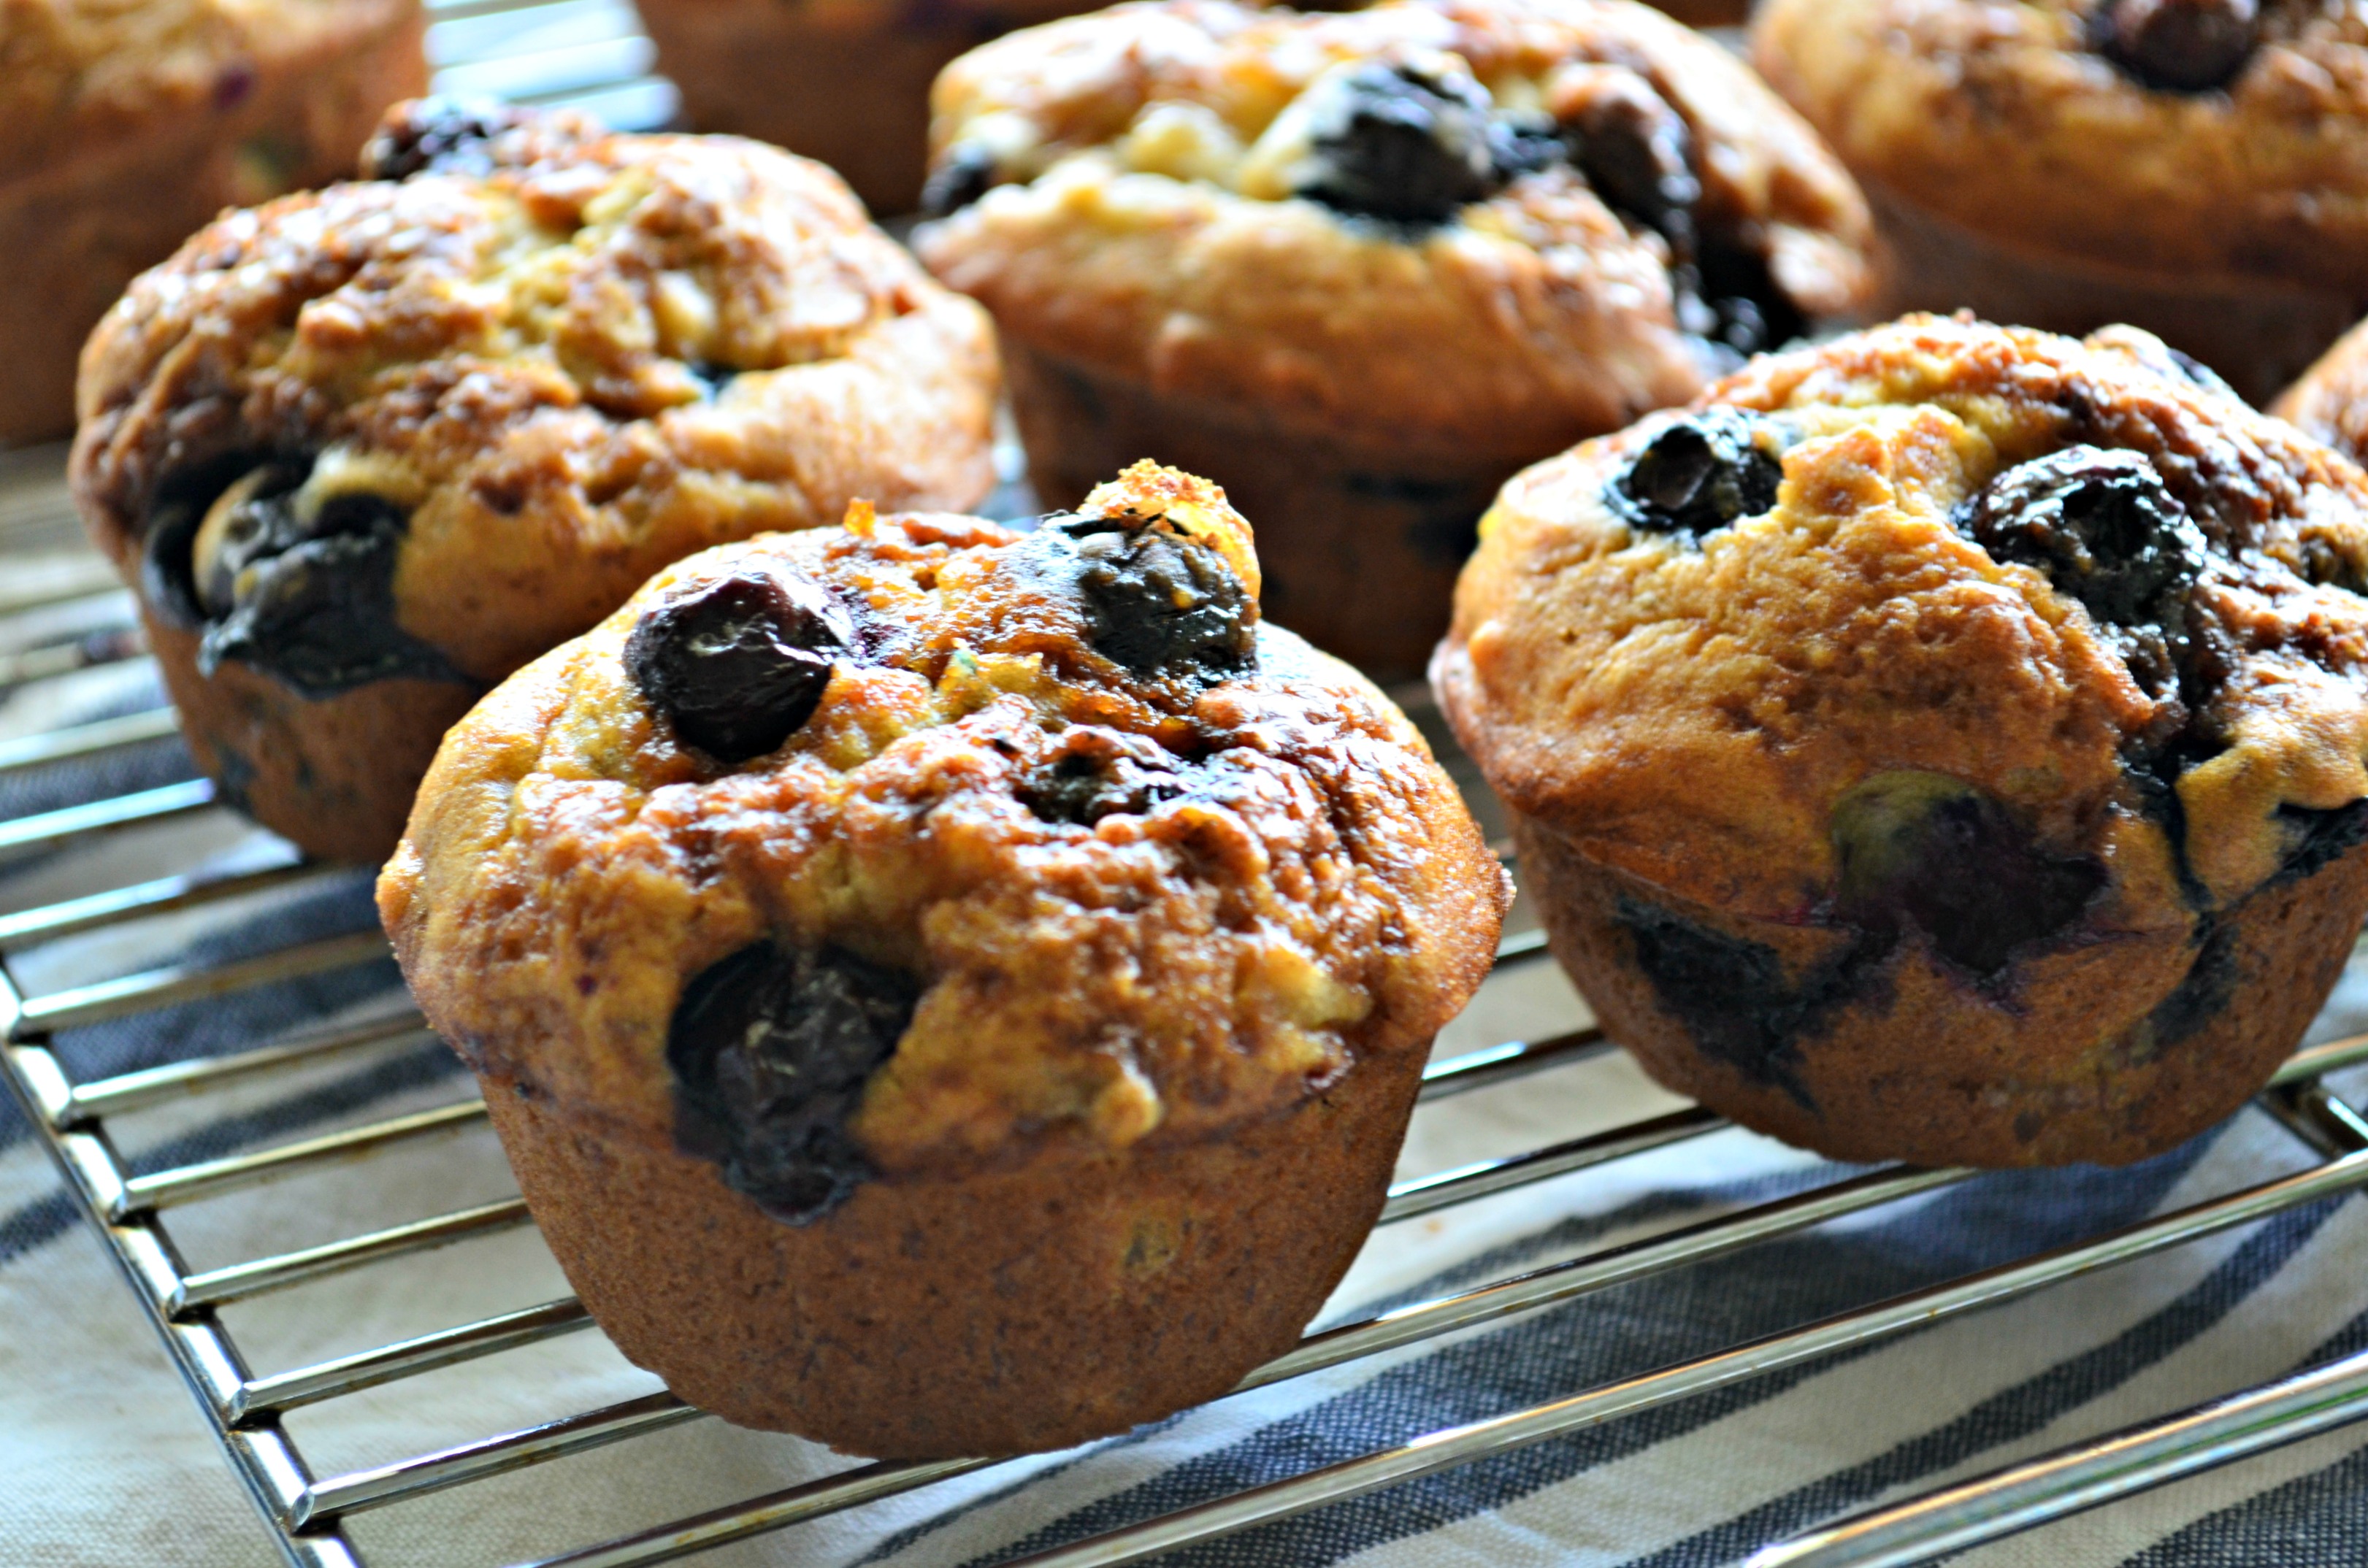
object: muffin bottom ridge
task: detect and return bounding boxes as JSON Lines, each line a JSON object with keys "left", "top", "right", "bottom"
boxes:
{"left": 144, "top": 613, "right": 478, "bottom": 866}
{"left": 1514, "top": 815, "right": 2368, "bottom": 1169}
{"left": 481, "top": 1036, "right": 1430, "bottom": 1458}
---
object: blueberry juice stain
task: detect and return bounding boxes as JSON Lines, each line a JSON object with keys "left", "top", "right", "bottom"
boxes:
{"left": 142, "top": 452, "right": 466, "bottom": 697}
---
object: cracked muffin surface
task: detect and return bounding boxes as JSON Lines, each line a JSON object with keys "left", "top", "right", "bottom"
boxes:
{"left": 1439, "top": 315, "right": 2368, "bottom": 1166}
{"left": 1753, "top": 0, "right": 2368, "bottom": 297}
{"left": 918, "top": 0, "right": 1874, "bottom": 460}
{"left": 69, "top": 99, "right": 999, "bottom": 861}
{"left": 381, "top": 461, "right": 1508, "bottom": 1202}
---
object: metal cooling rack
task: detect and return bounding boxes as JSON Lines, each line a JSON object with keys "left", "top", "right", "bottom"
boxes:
{"left": 14, "top": 458, "right": 2368, "bottom": 1568}
{"left": 13, "top": 2, "right": 2368, "bottom": 1564}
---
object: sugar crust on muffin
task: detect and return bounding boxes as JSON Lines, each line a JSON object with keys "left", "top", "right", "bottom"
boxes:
{"left": 380, "top": 462, "right": 1509, "bottom": 1180}
{"left": 1441, "top": 315, "right": 2368, "bottom": 929}
{"left": 917, "top": 0, "right": 1876, "bottom": 464}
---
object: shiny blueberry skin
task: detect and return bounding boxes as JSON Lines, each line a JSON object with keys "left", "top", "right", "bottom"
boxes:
{"left": 666, "top": 942, "right": 919, "bottom": 1226}
{"left": 624, "top": 573, "right": 853, "bottom": 762}
{"left": 1605, "top": 410, "right": 1787, "bottom": 541}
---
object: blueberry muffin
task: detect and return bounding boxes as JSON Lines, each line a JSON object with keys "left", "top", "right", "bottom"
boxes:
{"left": 1755, "top": 0, "right": 2368, "bottom": 405}
{"left": 636, "top": 0, "right": 1104, "bottom": 217}
{"left": 1437, "top": 315, "right": 2368, "bottom": 1169}
{"left": 916, "top": 0, "right": 1877, "bottom": 677}
{"left": 378, "top": 461, "right": 1508, "bottom": 1456}
{"left": 0, "top": 0, "right": 425, "bottom": 445}
{"left": 71, "top": 100, "right": 1000, "bottom": 865}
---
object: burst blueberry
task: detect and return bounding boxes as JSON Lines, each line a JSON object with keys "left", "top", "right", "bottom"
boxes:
{"left": 2096, "top": 0, "right": 2258, "bottom": 93}
{"left": 1606, "top": 410, "right": 1785, "bottom": 539}
{"left": 665, "top": 942, "right": 919, "bottom": 1225}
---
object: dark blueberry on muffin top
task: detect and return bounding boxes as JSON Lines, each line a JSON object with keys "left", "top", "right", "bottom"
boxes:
{"left": 1292, "top": 61, "right": 1509, "bottom": 226}
{"left": 2095, "top": 0, "right": 2259, "bottom": 94}
{"left": 1018, "top": 730, "right": 1201, "bottom": 827}
{"left": 666, "top": 942, "right": 919, "bottom": 1225}
{"left": 1027, "top": 515, "right": 1258, "bottom": 684}
{"left": 1606, "top": 410, "right": 1787, "bottom": 540}
{"left": 626, "top": 572, "right": 853, "bottom": 762}
{"left": 1956, "top": 445, "right": 2207, "bottom": 702}
{"left": 359, "top": 96, "right": 539, "bottom": 180}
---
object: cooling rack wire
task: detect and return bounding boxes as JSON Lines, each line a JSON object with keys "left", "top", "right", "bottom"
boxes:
{"left": 12, "top": 2, "right": 2368, "bottom": 1564}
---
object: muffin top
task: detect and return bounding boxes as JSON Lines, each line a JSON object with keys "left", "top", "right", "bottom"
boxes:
{"left": 380, "top": 462, "right": 1507, "bottom": 1215}
{"left": 916, "top": 0, "right": 1874, "bottom": 464}
{"left": 1438, "top": 315, "right": 2368, "bottom": 958}
{"left": 72, "top": 99, "right": 997, "bottom": 699}
{"left": 0, "top": 0, "right": 418, "bottom": 182}
{"left": 1754, "top": 0, "right": 2368, "bottom": 293}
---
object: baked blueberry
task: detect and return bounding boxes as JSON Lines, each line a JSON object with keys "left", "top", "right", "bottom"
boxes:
{"left": 920, "top": 144, "right": 999, "bottom": 219}
{"left": 358, "top": 96, "right": 538, "bottom": 180}
{"left": 146, "top": 456, "right": 461, "bottom": 698}
{"left": 666, "top": 942, "right": 919, "bottom": 1225}
{"left": 625, "top": 573, "right": 851, "bottom": 762}
{"left": 1957, "top": 445, "right": 2205, "bottom": 699}
{"left": 1018, "top": 731, "right": 1198, "bottom": 826}
{"left": 1605, "top": 411, "right": 1786, "bottom": 539}
{"left": 1829, "top": 772, "right": 2104, "bottom": 976}
{"left": 1032, "top": 517, "right": 1257, "bottom": 683}
{"left": 2096, "top": 0, "right": 2258, "bottom": 95}
{"left": 1291, "top": 61, "right": 1503, "bottom": 225}
{"left": 1569, "top": 74, "right": 1700, "bottom": 255}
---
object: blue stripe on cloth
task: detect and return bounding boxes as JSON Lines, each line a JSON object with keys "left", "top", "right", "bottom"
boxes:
{"left": 0, "top": 1039, "right": 464, "bottom": 1268}
{"left": 1616, "top": 1194, "right": 2350, "bottom": 1568}
{"left": 0, "top": 872, "right": 398, "bottom": 1160}
{"left": 929, "top": 1134, "right": 2221, "bottom": 1568}
{"left": 2115, "top": 1295, "right": 2368, "bottom": 1566}
{"left": 0, "top": 734, "right": 194, "bottom": 828}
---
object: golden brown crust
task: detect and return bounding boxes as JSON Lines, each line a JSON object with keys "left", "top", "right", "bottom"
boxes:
{"left": 1440, "top": 315, "right": 2368, "bottom": 1167}
{"left": 481, "top": 1037, "right": 1425, "bottom": 1456}
{"left": 0, "top": 0, "right": 424, "bottom": 442}
{"left": 1442, "top": 316, "right": 2368, "bottom": 915}
{"left": 916, "top": 0, "right": 1876, "bottom": 458}
{"left": 1752, "top": 0, "right": 2368, "bottom": 296}
{"left": 381, "top": 463, "right": 1507, "bottom": 1173}
{"left": 637, "top": 0, "right": 1098, "bottom": 215}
